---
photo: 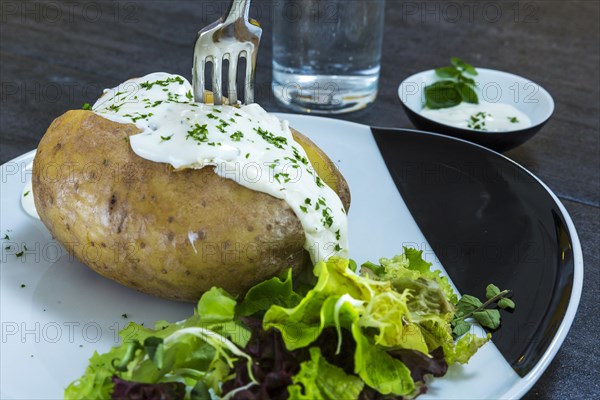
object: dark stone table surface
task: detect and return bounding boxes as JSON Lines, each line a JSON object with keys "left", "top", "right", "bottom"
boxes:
{"left": 1, "top": 1, "right": 598, "bottom": 398}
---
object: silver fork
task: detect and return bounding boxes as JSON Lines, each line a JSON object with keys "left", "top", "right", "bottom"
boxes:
{"left": 192, "top": 0, "right": 262, "bottom": 105}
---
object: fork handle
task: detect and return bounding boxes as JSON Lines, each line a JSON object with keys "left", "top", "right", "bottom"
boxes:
{"left": 222, "top": 0, "right": 251, "bottom": 24}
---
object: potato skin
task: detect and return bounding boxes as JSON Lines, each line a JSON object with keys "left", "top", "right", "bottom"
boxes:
{"left": 32, "top": 110, "right": 350, "bottom": 302}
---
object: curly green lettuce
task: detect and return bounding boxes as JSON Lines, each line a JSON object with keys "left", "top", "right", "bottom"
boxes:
{"left": 66, "top": 248, "right": 495, "bottom": 400}
{"left": 262, "top": 253, "right": 489, "bottom": 397}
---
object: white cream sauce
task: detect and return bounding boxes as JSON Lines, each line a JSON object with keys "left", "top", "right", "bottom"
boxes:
{"left": 92, "top": 72, "right": 348, "bottom": 263}
{"left": 22, "top": 161, "right": 40, "bottom": 219}
{"left": 421, "top": 102, "right": 531, "bottom": 131}
{"left": 22, "top": 180, "right": 39, "bottom": 219}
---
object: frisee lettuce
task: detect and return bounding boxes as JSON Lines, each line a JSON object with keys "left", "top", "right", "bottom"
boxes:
{"left": 262, "top": 255, "right": 487, "bottom": 397}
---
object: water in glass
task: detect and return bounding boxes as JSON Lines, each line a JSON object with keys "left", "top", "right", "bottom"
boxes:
{"left": 272, "top": 0, "right": 385, "bottom": 114}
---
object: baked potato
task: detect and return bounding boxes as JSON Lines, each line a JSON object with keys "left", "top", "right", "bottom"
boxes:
{"left": 32, "top": 110, "right": 350, "bottom": 302}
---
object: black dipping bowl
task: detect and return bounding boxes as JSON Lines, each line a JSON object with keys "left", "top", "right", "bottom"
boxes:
{"left": 398, "top": 68, "right": 554, "bottom": 152}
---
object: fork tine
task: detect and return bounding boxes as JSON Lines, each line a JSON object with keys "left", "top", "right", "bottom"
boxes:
{"left": 244, "top": 51, "right": 254, "bottom": 104}
{"left": 212, "top": 57, "right": 223, "bottom": 106}
{"left": 228, "top": 53, "right": 239, "bottom": 105}
{"left": 192, "top": 0, "right": 261, "bottom": 105}
{"left": 193, "top": 55, "right": 206, "bottom": 103}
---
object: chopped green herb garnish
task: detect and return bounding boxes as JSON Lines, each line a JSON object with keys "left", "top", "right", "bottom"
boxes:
{"left": 108, "top": 103, "right": 123, "bottom": 112}
{"left": 305, "top": 198, "right": 312, "bottom": 205}
{"left": 160, "top": 135, "right": 173, "bottom": 142}
{"left": 274, "top": 173, "right": 291, "bottom": 184}
{"left": 186, "top": 124, "right": 209, "bottom": 143}
{"left": 234, "top": 113, "right": 242, "bottom": 117}
{"left": 245, "top": 153, "right": 250, "bottom": 159}
{"left": 16, "top": 251, "right": 24, "bottom": 257}
{"left": 122, "top": 314, "right": 128, "bottom": 319}
{"left": 129, "top": 112, "right": 153, "bottom": 123}
{"left": 2, "top": 234, "right": 9, "bottom": 240}
{"left": 206, "top": 113, "right": 219, "bottom": 120}
{"left": 216, "top": 119, "right": 230, "bottom": 133}
{"left": 145, "top": 100, "right": 163, "bottom": 108}
{"left": 321, "top": 207, "right": 333, "bottom": 228}
{"left": 23, "top": 191, "right": 30, "bottom": 197}
{"left": 140, "top": 76, "right": 184, "bottom": 90}
{"left": 186, "top": 90, "right": 193, "bottom": 101}
{"left": 254, "top": 127, "right": 287, "bottom": 149}
{"left": 82, "top": 102, "right": 92, "bottom": 110}
{"left": 299, "top": 205, "right": 308, "bottom": 213}
{"left": 292, "top": 147, "right": 309, "bottom": 165}
{"left": 335, "top": 229, "right": 341, "bottom": 240}
{"left": 20, "top": 284, "right": 26, "bottom": 288}
{"left": 315, "top": 176, "right": 325, "bottom": 188}
{"left": 508, "top": 116, "right": 519, "bottom": 123}
{"left": 468, "top": 112, "right": 490, "bottom": 130}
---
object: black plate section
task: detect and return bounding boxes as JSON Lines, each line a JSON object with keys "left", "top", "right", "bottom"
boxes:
{"left": 371, "top": 127, "right": 574, "bottom": 377}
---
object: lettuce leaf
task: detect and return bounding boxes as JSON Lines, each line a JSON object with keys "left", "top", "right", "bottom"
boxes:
{"left": 351, "top": 324, "right": 415, "bottom": 396}
{"left": 263, "top": 259, "right": 382, "bottom": 351}
{"left": 65, "top": 287, "right": 252, "bottom": 399}
{"left": 197, "top": 287, "right": 237, "bottom": 323}
{"left": 444, "top": 333, "right": 491, "bottom": 364}
{"left": 65, "top": 349, "right": 126, "bottom": 400}
{"left": 372, "top": 247, "right": 459, "bottom": 305}
{"left": 236, "top": 269, "right": 302, "bottom": 317}
{"left": 288, "top": 347, "right": 364, "bottom": 400}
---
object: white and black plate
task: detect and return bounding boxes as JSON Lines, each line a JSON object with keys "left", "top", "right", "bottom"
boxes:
{"left": 0, "top": 114, "right": 582, "bottom": 399}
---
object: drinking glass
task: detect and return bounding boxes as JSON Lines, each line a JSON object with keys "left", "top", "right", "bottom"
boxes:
{"left": 272, "top": 0, "right": 386, "bottom": 114}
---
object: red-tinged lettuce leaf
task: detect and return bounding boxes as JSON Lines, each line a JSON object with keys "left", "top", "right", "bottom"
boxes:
{"left": 387, "top": 347, "right": 448, "bottom": 383}
{"left": 222, "top": 317, "right": 307, "bottom": 400}
{"left": 359, "top": 385, "right": 427, "bottom": 400}
{"left": 111, "top": 376, "right": 185, "bottom": 400}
